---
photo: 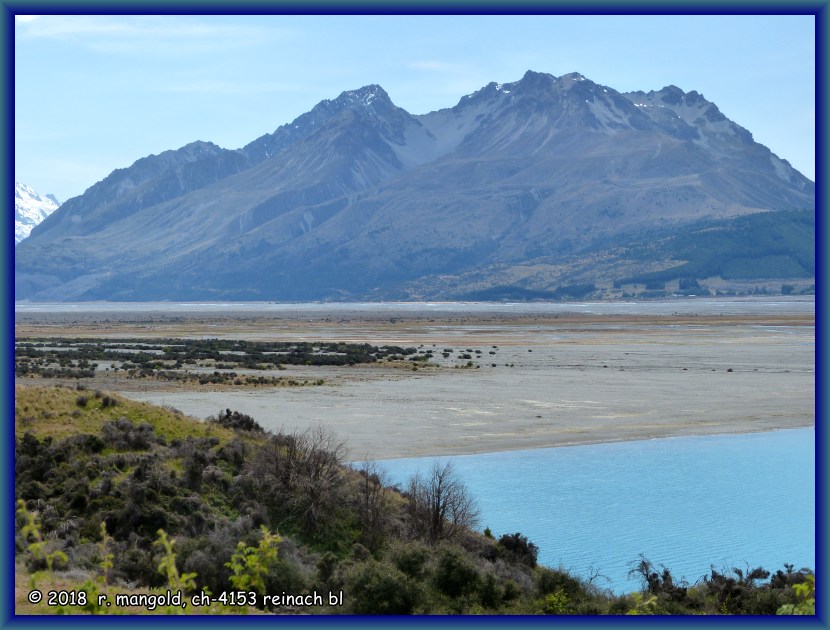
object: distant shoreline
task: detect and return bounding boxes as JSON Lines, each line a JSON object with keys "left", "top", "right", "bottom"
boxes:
{"left": 365, "top": 424, "right": 817, "bottom": 462}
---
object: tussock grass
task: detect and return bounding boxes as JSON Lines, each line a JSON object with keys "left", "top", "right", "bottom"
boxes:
{"left": 14, "top": 384, "right": 234, "bottom": 445}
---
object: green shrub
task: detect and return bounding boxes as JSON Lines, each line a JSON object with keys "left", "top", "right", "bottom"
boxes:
{"left": 538, "top": 589, "right": 568, "bottom": 614}
{"left": 777, "top": 574, "right": 815, "bottom": 615}
{"left": 209, "top": 409, "right": 264, "bottom": 433}
{"left": 498, "top": 532, "right": 538, "bottom": 568}
{"left": 479, "top": 573, "right": 503, "bottom": 609}
{"left": 434, "top": 547, "right": 479, "bottom": 598}
{"left": 101, "top": 418, "right": 160, "bottom": 451}
{"left": 537, "top": 566, "right": 585, "bottom": 599}
{"left": 345, "top": 560, "right": 423, "bottom": 614}
{"left": 391, "top": 542, "right": 430, "bottom": 580}
{"left": 226, "top": 526, "right": 281, "bottom": 595}
{"left": 266, "top": 558, "right": 308, "bottom": 597}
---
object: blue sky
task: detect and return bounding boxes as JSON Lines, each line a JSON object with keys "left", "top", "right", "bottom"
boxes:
{"left": 15, "top": 14, "right": 815, "bottom": 203}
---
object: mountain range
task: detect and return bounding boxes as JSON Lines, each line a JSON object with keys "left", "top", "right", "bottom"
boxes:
{"left": 15, "top": 71, "right": 814, "bottom": 301}
{"left": 14, "top": 182, "right": 61, "bottom": 245}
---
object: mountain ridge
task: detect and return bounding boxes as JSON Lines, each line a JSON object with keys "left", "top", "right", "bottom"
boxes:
{"left": 16, "top": 70, "right": 814, "bottom": 301}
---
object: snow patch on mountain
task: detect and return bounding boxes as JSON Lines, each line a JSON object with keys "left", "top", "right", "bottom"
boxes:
{"left": 15, "top": 182, "right": 61, "bottom": 243}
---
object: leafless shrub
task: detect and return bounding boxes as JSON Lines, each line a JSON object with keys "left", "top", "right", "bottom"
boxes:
{"left": 247, "top": 426, "right": 348, "bottom": 535}
{"left": 407, "top": 461, "right": 479, "bottom": 544}
{"left": 101, "top": 417, "right": 158, "bottom": 451}
{"left": 355, "top": 460, "right": 392, "bottom": 552}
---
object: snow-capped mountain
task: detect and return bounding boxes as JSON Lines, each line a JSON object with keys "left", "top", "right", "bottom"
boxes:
{"left": 15, "top": 182, "right": 60, "bottom": 244}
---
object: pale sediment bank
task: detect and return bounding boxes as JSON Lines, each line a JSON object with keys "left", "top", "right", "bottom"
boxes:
{"left": 17, "top": 308, "right": 813, "bottom": 461}
{"left": 123, "top": 364, "right": 814, "bottom": 461}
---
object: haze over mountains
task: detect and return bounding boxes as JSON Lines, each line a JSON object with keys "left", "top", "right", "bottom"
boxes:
{"left": 15, "top": 71, "right": 814, "bottom": 301}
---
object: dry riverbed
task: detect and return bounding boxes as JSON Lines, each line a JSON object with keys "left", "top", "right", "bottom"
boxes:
{"left": 15, "top": 307, "right": 815, "bottom": 460}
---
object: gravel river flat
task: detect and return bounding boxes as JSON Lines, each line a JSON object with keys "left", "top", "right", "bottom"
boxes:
{"left": 16, "top": 298, "right": 814, "bottom": 460}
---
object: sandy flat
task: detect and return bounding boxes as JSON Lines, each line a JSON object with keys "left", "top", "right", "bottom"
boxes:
{"left": 15, "top": 307, "right": 815, "bottom": 460}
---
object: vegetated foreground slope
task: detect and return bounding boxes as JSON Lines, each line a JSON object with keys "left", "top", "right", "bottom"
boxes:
{"left": 15, "top": 384, "right": 814, "bottom": 615}
{"left": 15, "top": 71, "right": 814, "bottom": 301}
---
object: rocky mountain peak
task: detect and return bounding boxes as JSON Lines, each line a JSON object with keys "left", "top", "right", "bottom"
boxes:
{"left": 310, "top": 84, "right": 397, "bottom": 122}
{"left": 334, "top": 84, "right": 391, "bottom": 107}
{"left": 623, "top": 85, "right": 751, "bottom": 146}
{"left": 519, "top": 69, "right": 556, "bottom": 83}
{"left": 15, "top": 182, "right": 61, "bottom": 244}
{"left": 653, "top": 85, "right": 685, "bottom": 105}
{"left": 627, "top": 85, "right": 714, "bottom": 110}
{"left": 16, "top": 182, "right": 40, "bottom": 201}
{"left": 242, "top": 84, "right": 402, "bottom": 162}
{"left": 559, "top": 71, "right": 588, "bottom": 83}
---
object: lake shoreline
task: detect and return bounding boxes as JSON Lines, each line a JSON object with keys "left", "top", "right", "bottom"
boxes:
{"left": 375, "top": 427, "right": 816, "bottom": 594}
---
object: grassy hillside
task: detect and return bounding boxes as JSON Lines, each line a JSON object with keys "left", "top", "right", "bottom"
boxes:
{"left": 15, "top": 385, "right": 236, "bottom": 443}
{"left": 14, "top": 384, "right": 813, "bottom": 615}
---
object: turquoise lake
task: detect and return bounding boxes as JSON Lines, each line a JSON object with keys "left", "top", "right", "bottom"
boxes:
{"left": 376, "top": 428, "right": 815, "bottom": 594}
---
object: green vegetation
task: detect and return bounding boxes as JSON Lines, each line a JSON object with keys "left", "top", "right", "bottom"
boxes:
{"left": 15, "top": 384, "right": 235, "bottom": 443}
{"left": 777, "top": 573, "right": 815, "bottom": 615}
{"left": 15, "top": 337, "right": 495, "bottom": 388}
{"left": 617, "top": 210, "right": 814, "bottom": 285}
{"left": 458, "top": 283, "right": 596, "bottom": 302}
{"left": 226, "top": 526, "right": 283, "bottom": 595}
{"left": 14, "top": 338, "right": 424, "bottom": 384}
{"left": 15, "top": 337, "right": 410, "bottom": 367}
{"left": 15, "top": 384, "right": 814, "bottom": 615}
{"left": 15, "top": 337, "right": 495, "bottom": 384}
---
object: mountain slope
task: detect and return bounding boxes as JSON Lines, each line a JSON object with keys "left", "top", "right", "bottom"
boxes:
{"left": 15, "top": 182, "right": 60, "bottom": 244}
{"left": 15, "top": 71, "right": 814, "bottom": 301}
